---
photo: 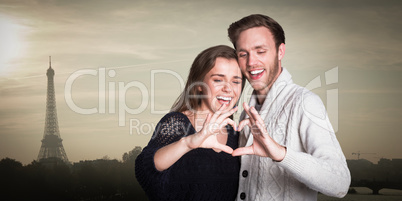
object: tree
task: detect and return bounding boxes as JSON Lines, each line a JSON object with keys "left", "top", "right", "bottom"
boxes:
{"left": 122, "top": 146, "right": 142, "bottom": 164}
{"left": 0, "top": 158, "right": 24, "bottom": 199}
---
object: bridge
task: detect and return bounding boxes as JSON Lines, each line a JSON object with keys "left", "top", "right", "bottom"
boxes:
{"left": 351, "top": 180, "right": 402, "bottom": 194}
{"left": 348, "top": 158, "right": 402, "bottom": 194}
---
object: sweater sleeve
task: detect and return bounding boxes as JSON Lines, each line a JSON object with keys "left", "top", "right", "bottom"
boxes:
{"left": 278, "top": 91, "right": 351, "bottom": 198}
{"left": 135, "top": 112, "right": 192, "bottom": 199}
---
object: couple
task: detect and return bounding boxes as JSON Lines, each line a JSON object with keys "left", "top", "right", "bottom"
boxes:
{"left": 135, "top": 14, "right": 351, "bottom": 201}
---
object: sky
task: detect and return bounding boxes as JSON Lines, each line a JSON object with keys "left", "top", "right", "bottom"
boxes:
{"left": 0, "top": 0, "right": 401, "bottom": 165}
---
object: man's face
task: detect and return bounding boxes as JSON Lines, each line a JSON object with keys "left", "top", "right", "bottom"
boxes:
{"left": 235, "top": 26, "right": 284, "bottom": 95}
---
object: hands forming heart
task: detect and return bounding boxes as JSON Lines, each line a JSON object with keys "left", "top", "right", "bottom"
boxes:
{"left": 185, "top": 102, "right": 287, "bottom": 161}
{"left": 184, "top": 103, "right": 237, "bottom": 154}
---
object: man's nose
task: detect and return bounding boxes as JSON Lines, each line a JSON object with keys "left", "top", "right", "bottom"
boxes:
{"left": 247, "top": 53, "right": 258, "bottom": 67}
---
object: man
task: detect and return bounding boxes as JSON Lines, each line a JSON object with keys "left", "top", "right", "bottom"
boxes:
{"left": 228, "top": 14, "right": 351, "bottom": 200}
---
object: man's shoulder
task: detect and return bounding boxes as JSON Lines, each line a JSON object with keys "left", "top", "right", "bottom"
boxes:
{"left": 282, "top": 82, "right": 325, "bottom": 111}
{"left": 283, "top": 84, "right": 328, "bottom": 121}
{"left": 279, "top": 68, "right": 323, "bottom": 105}
{"left": 281, "top": 82, "right": 307, "bottom": 101}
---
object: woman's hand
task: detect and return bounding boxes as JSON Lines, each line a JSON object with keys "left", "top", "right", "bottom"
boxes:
{"left": 184, "top": 104, "right": 237, "bottom": 154}
{"left": 154, "top": 104, "right": 238, "bottom": 171}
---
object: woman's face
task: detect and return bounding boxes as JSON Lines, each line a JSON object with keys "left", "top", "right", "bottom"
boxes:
{"left": 199, "top": 57, "right": 243, "bottom": 113}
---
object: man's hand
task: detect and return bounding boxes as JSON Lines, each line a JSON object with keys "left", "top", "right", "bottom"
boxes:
{"left": 232, "top": 102, "right": 286, "bottom": 161}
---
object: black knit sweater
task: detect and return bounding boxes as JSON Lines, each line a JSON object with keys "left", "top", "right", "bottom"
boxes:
{"left": 135, "top": 112, "right": 240, "bottom": 201}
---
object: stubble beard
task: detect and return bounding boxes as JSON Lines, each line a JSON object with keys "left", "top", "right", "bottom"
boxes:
{"left": 251, "top": 57, "right": 280, "bottom": 94}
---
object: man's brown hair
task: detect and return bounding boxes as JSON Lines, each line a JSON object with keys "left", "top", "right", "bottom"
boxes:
{"left": 228, "top": 14, "right": 285, "bottom": 50}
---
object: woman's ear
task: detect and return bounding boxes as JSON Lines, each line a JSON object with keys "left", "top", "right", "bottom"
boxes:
{"left": 197, "top": 86, "right": 203, "bottom": 93}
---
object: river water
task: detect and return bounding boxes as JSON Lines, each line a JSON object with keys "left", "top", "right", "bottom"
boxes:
{"left": 318, "top": 188, "right": 402, "bottom": 201}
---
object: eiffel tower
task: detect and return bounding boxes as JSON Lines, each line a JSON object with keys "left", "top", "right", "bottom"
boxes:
{"left": 37, "top": 56, "right": 69, "bottom": 163}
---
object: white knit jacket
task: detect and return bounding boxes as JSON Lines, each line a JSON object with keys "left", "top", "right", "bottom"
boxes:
{"left": 236, "top": 68, "right": 351, "bottom": 201}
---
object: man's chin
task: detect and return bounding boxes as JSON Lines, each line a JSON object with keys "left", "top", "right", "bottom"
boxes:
{"left": 250, "top": 82, "right": 268, "bottom": 91}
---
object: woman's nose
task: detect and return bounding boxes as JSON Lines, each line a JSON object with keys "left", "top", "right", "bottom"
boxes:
{"left": 222, "top": 83, "right": 232, "bottom": 92}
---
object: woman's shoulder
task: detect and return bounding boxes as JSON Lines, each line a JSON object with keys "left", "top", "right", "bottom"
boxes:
{"left": 147, "top": 112, "right": 194, "bottom": 146}
{"left": 158, "top": 111, "right": 189, "bottom": 124}
{"left": 154, "top": 112, "right": 192, "bottom": 133}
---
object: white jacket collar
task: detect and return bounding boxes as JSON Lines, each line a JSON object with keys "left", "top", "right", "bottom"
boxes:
{"left": 249, "top": 67, "right": 292, "bottom": 120}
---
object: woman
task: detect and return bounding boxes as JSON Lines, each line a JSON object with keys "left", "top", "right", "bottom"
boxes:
{"left": 135, "top": 45, "right": 244, "bottom": 201}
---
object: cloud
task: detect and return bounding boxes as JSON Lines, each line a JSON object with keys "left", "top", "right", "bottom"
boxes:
{"left": 1, "top": 0, "right": 402, "bottom": 164}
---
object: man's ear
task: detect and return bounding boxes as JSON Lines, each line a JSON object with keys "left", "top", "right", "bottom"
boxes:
{"left": 277, "top": 43, "right": 286, "bottom": 61}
